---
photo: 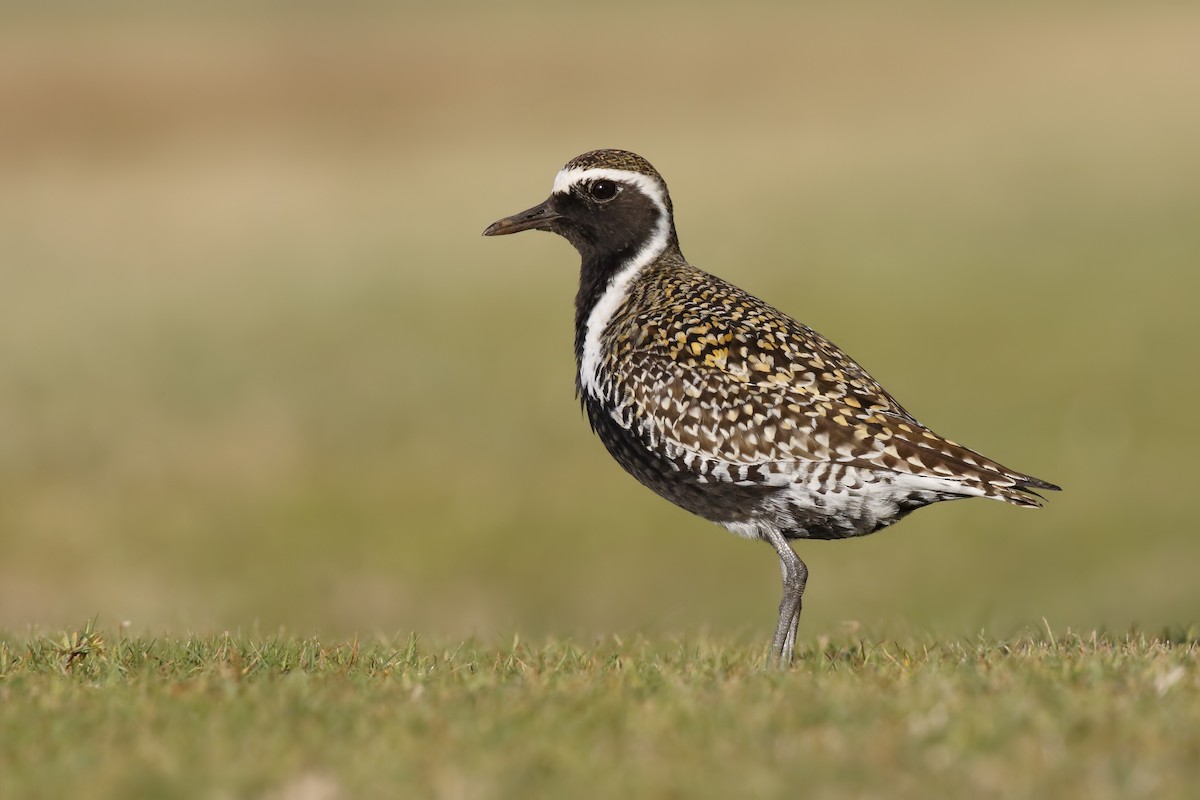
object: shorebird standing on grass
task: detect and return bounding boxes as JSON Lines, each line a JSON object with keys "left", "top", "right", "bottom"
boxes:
{"left": 484, "top": 149, "right": 1058, "bottom": 666}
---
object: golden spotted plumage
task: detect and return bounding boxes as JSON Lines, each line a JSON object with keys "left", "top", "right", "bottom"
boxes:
{"left": 484, "top": 148, "right": 1058, "bottom": 665}
{"left": 591, "top": 250, "right": 1051, "bottom": 507}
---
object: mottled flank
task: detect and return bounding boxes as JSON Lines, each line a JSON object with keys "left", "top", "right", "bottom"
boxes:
{"left": 485, "top": 148, "right": 1059, "bottom": 664}
{"left": 592, "top": 251, "right": 1058, "bottom": 540}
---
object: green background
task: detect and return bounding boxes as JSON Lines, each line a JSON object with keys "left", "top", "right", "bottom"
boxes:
{"left": 2, "top": 1, "right": 1197, "bottom": 643}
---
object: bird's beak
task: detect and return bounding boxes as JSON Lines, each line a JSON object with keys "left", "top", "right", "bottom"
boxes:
{"left": 482, "top": 198, "right": 560, "bottom": 236}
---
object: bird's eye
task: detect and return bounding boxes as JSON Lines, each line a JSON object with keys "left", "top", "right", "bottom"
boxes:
{"left": 588, "top": 180, "right": 619, "bottom": 202}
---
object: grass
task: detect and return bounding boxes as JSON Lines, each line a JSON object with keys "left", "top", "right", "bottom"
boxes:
{"left": 3, "top": 622, "right": 1198, "bottom": 799}
{"left": 2, "top": 4, "right": 1199, "bottom": 798}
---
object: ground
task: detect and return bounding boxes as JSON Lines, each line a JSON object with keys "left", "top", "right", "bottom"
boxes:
{"left": 2, "top": 4, "right": 1199, "bottom": 799}
{"left": 2, "top": 624, "right": 1197, "bottom": 799}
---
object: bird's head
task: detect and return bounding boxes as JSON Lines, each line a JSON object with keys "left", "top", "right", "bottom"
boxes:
{"left": 483, "top": 149, "right": 678, "bottom": 265}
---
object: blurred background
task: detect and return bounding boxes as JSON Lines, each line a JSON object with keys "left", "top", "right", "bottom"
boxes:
{"left": 1, "top": 1, "right": 1197, "bottom": 641}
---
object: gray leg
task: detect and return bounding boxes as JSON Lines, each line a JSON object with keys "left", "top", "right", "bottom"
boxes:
{"left": 781, "top": 601, "right": 801, "bottom": 662}
{"left": 761, "top": 527, "right": 808, "bottom": 667}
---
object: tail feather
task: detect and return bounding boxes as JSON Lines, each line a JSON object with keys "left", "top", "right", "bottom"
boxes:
{"left": 998, "top": 475, "right": 1062, "bottom": 508}
{"left": 883, "top": 425, "right": 1060, "bottom": 508}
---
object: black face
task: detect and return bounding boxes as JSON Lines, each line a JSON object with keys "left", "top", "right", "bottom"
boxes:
{"left": 483, "top": 177, "right": 666, "bottom": 266}
{"left": 544, "top": 179, "right": 663, "bottom": 263}
{"left": 482, "top": 168, "right": 679, "bottom": 366}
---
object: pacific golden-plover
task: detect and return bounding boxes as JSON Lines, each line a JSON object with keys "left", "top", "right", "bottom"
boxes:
{"left": 483, "top": 149, "right": 1058, "bottom": 665}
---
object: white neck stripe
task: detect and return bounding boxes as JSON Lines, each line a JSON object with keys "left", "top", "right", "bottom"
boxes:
{"left": 573, "top": 169, "right": 673, "bottom": 399}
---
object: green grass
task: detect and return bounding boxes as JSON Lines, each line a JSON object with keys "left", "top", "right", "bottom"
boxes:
{"left": 3, "top": 623, "right": 1198, "bottom": 799}
{"left": 2, "top": 4, "right": 1199, "bottom": 798}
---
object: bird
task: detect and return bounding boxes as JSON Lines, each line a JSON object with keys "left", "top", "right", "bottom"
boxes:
{"left": 482, "top": 149, "right": 1059, "bottom": 666}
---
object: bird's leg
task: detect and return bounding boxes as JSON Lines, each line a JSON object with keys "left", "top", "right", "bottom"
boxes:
{"left": 762, "top": 527, "right": 808, "bottom": 667}
{"left": 781, "top": 598, "right": 802, "bottom": 663}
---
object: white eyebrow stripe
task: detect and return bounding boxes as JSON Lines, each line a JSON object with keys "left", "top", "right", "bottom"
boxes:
{"left": 551, "top": 167, "right": 668, "bottom": 214}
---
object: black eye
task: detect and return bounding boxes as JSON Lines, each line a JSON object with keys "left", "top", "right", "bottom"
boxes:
{"left": 588, "top": 180, "right": 619, "bottom": 202}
